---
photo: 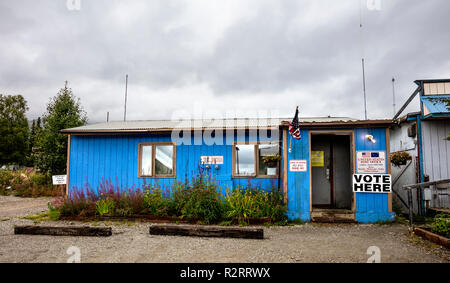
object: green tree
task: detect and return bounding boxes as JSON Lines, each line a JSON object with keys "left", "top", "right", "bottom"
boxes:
{"left": 37, "top": 81, "right": 87, "bottom": 174}
{"left": 0, "top": 94, "right": 30, "bottom": 165}
{"left": 28, "top": 117, "right": 43, "bottom": 166}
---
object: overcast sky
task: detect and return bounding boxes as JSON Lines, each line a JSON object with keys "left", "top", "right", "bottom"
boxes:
{"left": 1, "top": 0, "right": 449, "bottom": 123}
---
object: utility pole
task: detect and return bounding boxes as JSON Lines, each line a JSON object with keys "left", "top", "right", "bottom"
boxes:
{"left": 124, "top": 74, "right": 128, "bottom": 122}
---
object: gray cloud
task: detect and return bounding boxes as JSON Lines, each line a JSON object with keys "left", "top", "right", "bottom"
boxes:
{"left": 0, "top": 0, "right": 449, "bottom": 123}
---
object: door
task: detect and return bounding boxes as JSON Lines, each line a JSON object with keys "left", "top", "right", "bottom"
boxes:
{"left": 333, "top": 135, "right": 352, "bottom": 209}
{"left": 311, "top": 135, "right": 332, "bottom": 207}
{"left": 312, "top": 134, "right": 352, "bottom": 209}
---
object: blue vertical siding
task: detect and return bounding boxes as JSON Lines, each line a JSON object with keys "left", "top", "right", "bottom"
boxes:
{"left": 286, "top": 130, "right": 310, "bottom": 221}
{"left": 354, "top": 128, "right": 395, "bottom": 223}
{"left": 285, "top": 128, "right": 395, "bottom": 223}
{"left": 69, "top": 133, "right": 279, "bottom": 196}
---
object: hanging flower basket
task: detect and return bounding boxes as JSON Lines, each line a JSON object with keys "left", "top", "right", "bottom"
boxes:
{"left": 262, "top": 155, "right": 282, "bottom": 167}
{"left": 391, "top": 151, "right": 412, "bottom": 167}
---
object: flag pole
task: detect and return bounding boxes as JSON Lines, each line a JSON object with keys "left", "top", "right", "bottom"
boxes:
{"left": 289, "top": 135, "right": 293, "bottom": 153}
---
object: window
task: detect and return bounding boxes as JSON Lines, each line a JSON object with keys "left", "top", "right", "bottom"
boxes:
{"left": 138, "top": 143, "right": 176, "bottom": 178}
{"left": 234, "top": 144, "right": 256, "bottom": 176}
{"left": 258, "top": 143, "right": 279, "bottom": 176}
{"left": 155, "top": 145, "right": 174, "bottom": 175}
{"left": 233, "top": 142, "right": 279, "bottom": 178}
{"left": 140, "top": 145, "right": 153, "bottom": 176}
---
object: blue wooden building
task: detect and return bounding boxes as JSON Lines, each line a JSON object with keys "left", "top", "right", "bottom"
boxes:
{"left": 62, "top": 117, "right": 395, "bottom": 223}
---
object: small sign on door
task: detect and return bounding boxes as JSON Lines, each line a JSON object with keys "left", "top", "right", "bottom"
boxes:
{"left": 311, "top": 151, "right": 324, "bottom": 167}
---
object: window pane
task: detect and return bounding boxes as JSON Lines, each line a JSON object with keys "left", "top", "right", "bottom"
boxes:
{"left": 259, "top": 144, "right": 279, "bottom": 175}
{"left": 155, "top": 145, "right": 174, "bottom": 175}
{"left": 235, "top": 145, "right": 255, "bottom": 175}
{"left": 141, "top": 145, "right": 152, "bottom": 176}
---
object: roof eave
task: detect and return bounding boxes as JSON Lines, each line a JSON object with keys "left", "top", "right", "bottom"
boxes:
{"left": 280, "top": 120, "right": 394, "bottom": 129}
{"left": 60, "top": 126, "right": 281, "bottom": 135}
{"left": 415, "top": 79, "right": 450, "bottom": 85}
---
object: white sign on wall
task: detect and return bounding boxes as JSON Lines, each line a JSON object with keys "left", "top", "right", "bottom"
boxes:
{"left": 353, "top": 174, "right": 392, "bottom": 193}
{"left": 52, "top": 175, "right": 67, "bottom": 185}
{"left": 289, "top": 160, "right": 307, "bottom": 172}
{"left": 201, "top": 156, "right": 224, "bottom": 165}
{"left": 356, "top": 151, "right": 386, "bottom": 174}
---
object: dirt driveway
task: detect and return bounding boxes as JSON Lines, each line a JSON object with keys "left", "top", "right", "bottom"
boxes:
{"left": 0, "top": 196, "right": 448, "bottom": 263}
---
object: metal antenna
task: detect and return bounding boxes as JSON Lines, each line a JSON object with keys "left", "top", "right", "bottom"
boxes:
{"left": 123, "top": 74, "right": 128, "bottom": 122}
{"left": 362, "top": 59, "right": 368, "bottom": 120}
{"left": 360, "top": 0, "right": 368, "bottom": 120}
{"left": 107, "top": 111, "right": 109, "bottom": 123}
{"left": 392, "top": 77, "right": 396, "bottom": 116}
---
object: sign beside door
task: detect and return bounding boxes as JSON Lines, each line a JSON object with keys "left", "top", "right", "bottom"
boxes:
{"left": 353, "top": 174, "right": 392, "bottom": 193}
{"left": 290, "top": 160, "right": 307, "bottom": 172}
{"left": 356, "top": 151, "right": 386, "bottom": 174}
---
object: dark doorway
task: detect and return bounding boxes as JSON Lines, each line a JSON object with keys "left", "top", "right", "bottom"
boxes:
{"left": 311, "top": 134, "right": 352, "bottom": 210}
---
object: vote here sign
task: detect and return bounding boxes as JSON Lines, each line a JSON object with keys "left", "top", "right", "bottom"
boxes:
{"left": 353, "top": 174, "right": 392, "bottom": 193}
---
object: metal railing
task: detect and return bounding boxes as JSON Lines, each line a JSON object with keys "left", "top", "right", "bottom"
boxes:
{"left": 402, "top": 179, "right": 450, "bottom": 227}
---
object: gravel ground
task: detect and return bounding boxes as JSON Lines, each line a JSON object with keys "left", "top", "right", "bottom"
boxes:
{"left": 0, "top": 196, "right": 448, "bottom": 263}
{"left": 0, "top": 195, "right": 52, "bottom": 218}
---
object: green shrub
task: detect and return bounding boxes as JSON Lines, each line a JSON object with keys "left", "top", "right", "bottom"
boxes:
{"left": 223, "top": 186, "right": 287, "bottom": 223}
{"left": 13, "top": 184, "right": 59, "bottom": 198}
{"left": 431, "top": 214, "right": 450, "bottom": 238}
{"left": 58, "top": 188, "right": 96, "bottom": 217}
{"left": 29, "top": 173, "right": 51, "bottom": 186}
{"left": 173, "top": 175, "right": 223, "bottom": 224}
{"left": 95, "top": 198, "right": 115, "bottom": 216}
{"left": 143, "top": 186, "right": 172, "bottom": 216}
{"left": 47, "top": 203, "right": 61, "bottom": 221}
{"left": 0, "top": 170, "right": 56, "bottom": 197}
{"left": 223, "top": 188, "right": 256, "bottom": 222}
{"left": 111, "top": 190, "right": 144, "bottom": 216}
{"left": 0, "top": 170, "right": 14, "bottom": 188}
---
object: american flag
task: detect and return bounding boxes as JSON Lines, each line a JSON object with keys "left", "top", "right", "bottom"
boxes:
{"left": 289, "top": 107, "right": 301, "bottom": 140}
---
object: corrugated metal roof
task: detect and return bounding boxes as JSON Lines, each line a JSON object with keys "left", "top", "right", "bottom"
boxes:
{"left": 421, "top": 95, "right": 450, "bottom": 116}
{"left": 61, "top": 117, "right": 392, "bottom": 134}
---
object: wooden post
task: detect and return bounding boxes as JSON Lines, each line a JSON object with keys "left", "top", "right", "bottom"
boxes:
{"left": 386, "top": 128, "right": 392, "bottom": 213}
{"left": 408, "top": 189, "right": 414, "bottom": 227}
{"left": 66, "top": 135, "right": 71, "bottom": 198}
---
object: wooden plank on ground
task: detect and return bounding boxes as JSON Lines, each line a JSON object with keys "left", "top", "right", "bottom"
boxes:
{"left": 413, "top": 227, "right": 450, "bottom": 248}
{"left": 428, "top": 208, "right": 450, "bottom": 214}
{"left": 149, "top": 224, "right": 264, "bottom": 239}
{"left": 14, "top": 225, "right": 112, "bottom": 237}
